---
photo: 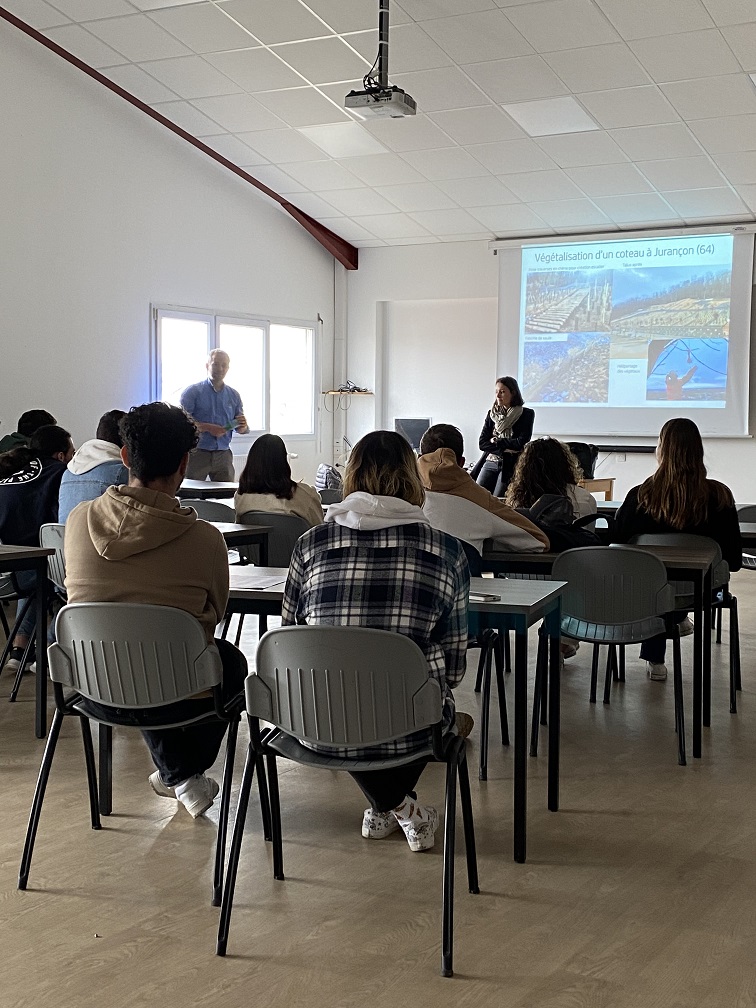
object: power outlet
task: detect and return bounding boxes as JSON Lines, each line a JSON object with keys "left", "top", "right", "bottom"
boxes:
{"left": 616, "top": 452, "right": 626, "bottom": 463}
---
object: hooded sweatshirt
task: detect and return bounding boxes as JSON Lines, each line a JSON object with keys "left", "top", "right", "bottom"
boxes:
{"left": 325, "top": 491, "right": 429, "bottom": 530}
{"left": 59, "top": 439, "right": 129, "bottom": 523}
{"left": 65, "top": 485, "right": 229, "bottom": 643}
{"left": 417, "top": 448, "right": 549, "bottom": 555}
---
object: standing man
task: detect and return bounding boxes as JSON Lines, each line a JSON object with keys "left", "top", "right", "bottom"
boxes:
{"left": 180, "top": 349, "right": 248, "bottom": 481}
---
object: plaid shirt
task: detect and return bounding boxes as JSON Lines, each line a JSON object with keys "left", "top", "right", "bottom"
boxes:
{"left": 280, "top": 521, "right": 469, "bottom": 759}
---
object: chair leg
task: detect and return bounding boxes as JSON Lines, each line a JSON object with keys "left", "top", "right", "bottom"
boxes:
{"left": 473, "top": 644, "right": 485, "bottom": 693}
{"left": 0, "top": 600, "right": 9, "bottom": 638}
{"left": 220, "top": 614, "right": 232, "bottom": 641}
{"left": 259, "top": 614, "right": 268, "bottom": 638}
{"left": 457, "top": 749, "right": 479, "bottom": 896}
{"left": 233, "top": 615, "right": 245, "bottom": 648}
{"left": 503, "top": 629, "right": 511, "bottom": 674}
{"left": 265, "top": 753, "right": 284, "bottom": 881}
{"left": 530, "top": 635, "right": 546, "bottom": 758}
{"left": 18, "top": 708, "right": 64, "bottom": 889}
{"left": 441, "top": 758, "right": 458, "bottom": 978}
{"left": 216, "top": 744, "right": 257, "bottom": 956}
{"left": 9, "top": 626, "right": 37, "bottom": 703}
{"left": 79, "top": 717, "right": 102, "bottom": 831}
{"left": 540, "top": 644, "right": 548, "bottom": 727}
{"left": 478, "top": 631, "right": 493, "bottom": 781}
{"left": 590, "top": 644, "right": 600, "bottom": 704}
{"left": 98, "top": 725, "right": 113, "bottom": 816}
{"left": 618, "top": 645, "right": 626, "bottom": 682}
{"left": 672, "top": 633, "right": 686, "bottom": 767}
{"left": 716, "top": 606, "right": 722, "bottom": 644}
{"left": 255, "top": 754, "right": 272, "bottom": 842}
{"left": 494, "top": 635, "right": 509, "bottom": 747}
{"left": 603, "top": 644, "right": 614, "bottom": 705}
{"left": 729, "top": 597, "right": 740, "bottom": 714}
{"left": 213, "top": 717, "right": 239, "bottom": 907}
{"left": 1, "top": 593, "right": 34, "bottom": 675}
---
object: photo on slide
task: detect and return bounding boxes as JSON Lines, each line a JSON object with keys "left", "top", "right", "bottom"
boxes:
{"left": 523, "top": 332, "right": 610, "bottom": 403}
{"left": 646, "top": 338, "right": 729, "bottom": 402}
{"left": 524, "top": 270, "right": 612, "bottom": 335}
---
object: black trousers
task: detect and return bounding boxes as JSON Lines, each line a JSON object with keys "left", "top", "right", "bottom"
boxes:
{"left": 640, "top": 612, "right": 689, "bottom": 664}
{"left": 476, "top": 459, "right": 513, "bottom": 498}
{"left": 349, "top": 759, "right": 428, "bottom": 813}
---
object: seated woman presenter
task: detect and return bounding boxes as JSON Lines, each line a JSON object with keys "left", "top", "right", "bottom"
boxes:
{"left": 505, "top": 437, "right": 597, "bottom": 521}
{"left": 475, "top": 376, "right": 534, "bottom": 497}
{"left": 234, "top": 433, "right": 323, "bottom": 528}
{"left": 613, "top": 417, "right": 741, "bottom": 682}
{"left": 281, "top": 430, "right": 469, "bottom": 852}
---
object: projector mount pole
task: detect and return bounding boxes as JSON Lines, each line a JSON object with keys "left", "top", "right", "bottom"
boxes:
{"left": 377, "top": 0, "right": 390, "bottom": 89}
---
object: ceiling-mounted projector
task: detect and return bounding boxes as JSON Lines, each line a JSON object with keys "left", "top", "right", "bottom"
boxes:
{"left": 346, "top": 1, "right": 417, "bottom": 119}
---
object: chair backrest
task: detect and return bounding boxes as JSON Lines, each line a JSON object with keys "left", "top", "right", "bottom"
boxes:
{"left": 181, "top": 499, "right": 236, "bottom": 522}
{"left": 39, "top": 523, "right": 67, "bottom": 594}
{"left": 318, "top": 488, "right": 342, "bottom": 505}
{"left": 456, "top": 537, "right": 482, "bottom": 577}
{"left": 628, "top": 532, "right": 728, "bottom": 588}
{"left": 737, "top": 504, "right": 756, "bottom": 521}
{"left": 249, "top": 625, "right": 442, "bottom": 747}
{"left": 552, "top": 546, "right": 675, "bottom": 625}
{"left": 237, "top": 511, "right": 310, "bottom": 566}
{"left": 566, "top": 442, "right": 599, "bottom": 479}
{"left": 49, "top": 602, "right": 223, "bottom": 708}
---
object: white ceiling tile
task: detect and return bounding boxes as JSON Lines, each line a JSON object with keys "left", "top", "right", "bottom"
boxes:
{"left": 217, "top": 0, "right": 332, "bottom": 45}
{"left": 346, "top": 24, "right": 453, "bottom": 73}
{"left": 387, "top": 236, "right": 441, "bottom": 245}
{"left": 468, "top": 203, "right": 550, "bottom": 231}
{"left": 191, "top": 93, "right": 286, "bottom": 131}
{"left": 316, "top": 216, "right": 382, "bottom": 241}
{"left": 138, "top": 56, "right": 241, "bottom": 99}
{"left": 536, "top": 130, "right": 629, "bottom": 167}
{"left": 468, "top": 138, "right": 556, "bottom": 172}
{"left": 43, "top": 24, "right": 129, "bottom": 65}
{"left": 505, "top": 0, "right": 620, "bottom": 52}
{"left": 401, "top": 146, "right": 491, "bottom": 179}
{"left": 242, "top": 164, "right": 307, "bottom": 193}
{"left": 463, "top": 55, "right": 567, "bottom": 103}
{"left": 687, "top": 115, "right": 756, "bottom": 153}
{"left": 702, "top": 0, "right": 756, "bottom": 27}
{"left": 337, "top": 153, "right": 425, "bottom": 186}
{"left": 503, "top": 169, "right": 583, "bottom": 200}
{"left": 595, "top": 0, "right": 714, "bottom": 40}
{"left": 148, "top": 4, "right": 257, "bottom": 53}
{"left": 352, "top": 213, "right": 433, "bottom": 238}
{"left": 2, "top": 0, "right": 69, "bottom": 28}
{"left": 102, "top": 63, "right": 179, "bottom": 103}
{"left": 565, "top": 163, "right": 654, "bottom": 196}
{"left": 255, "top": 87, "right": 351, "bottom": 127}
{"left": 400, "top": 0, "right": 496, "bottom": 18}
{"left": 437, "top": 175, "right": 519, "bottom": 206}
{"left": 609, "top": 123, "right": 703, "bottom": 161}
{"left": 298, "top": 123, "right": 386, "bottom": 158}
{"left": 53, "top": 0, "right": 133, "bottom": 17}
{"left": 543, "top": 43, "right": 650, "bottom": 92}
{"left": 201, "top": 133, "right": 268, "bottom": 165}
{"left": 409, "top": 208, "right": 487, "bottom": 234}
{"left": 592, "top": 192, "right": 680, "bottom": 223}
{"left": 577, "top": 86, "right": 678, "bottom": 130}
{"left": 272, "top": 37, "right": 370, "bottom": 84}
{"left": 711, "top": 151, "right": 756, "bottom": 184}
{"left": 661, "top": 75, "right": 756, "bottom": 120}
{"left": 150, "top": 99, "right": 224, "bottom": 135}
{"left": 362, "top": 115, "right": 456, "bottom": 151}
{"left": 205, "top": 49, "right": 304, "bottom": 92}
{"left": 131, "top": 0, "right": 205, "bottom": 8}
{"left": 318, "top": 188, "right": 399, "bottom": 215}
{"left": 502, "top": 96, "right": 599, "bottom": 136}
{"left": 735, "top": 184, "right": 756, "bottom": 211}
{"left": 281, "top": 160, "right": 364, "bottom": 190}
{"left": 660, "top": 187, "right": 747, "bottom": 216}
{"left": 636, "top": 156, "right": 726, "bottom": 190}
{"left": 529, "top": 198, "right": 612, "bottom": 226}
{"left": 374, "top": 182, "right": 458, "bottom": 211}
{"left": 236, "top": 128, "right": 328, "bottom": 163}
{"left": 287, "top": 192, "right": 340, "bottom": 218}
{"left": 304, "top": 0, "right": 411, "bottom": 33}
{"left": 390, "top": 67, "right": 490, "bottom": 111}
{"left": 720, "top": 24, "right": 756, "bottom": 72}
{"left": 421, "top": 10, "right": 533, "bottom": 63}
{"left": 85, "top": 14, "right": 193, "bottom": 61}
{"left": 630, "top": 30, "right": 740, "bottom": 82}
{"left": 437, "top": 232, "right": 500, "bottom": 241}
{"left": 429, "top": 107, "right": 526, "bottom": 144}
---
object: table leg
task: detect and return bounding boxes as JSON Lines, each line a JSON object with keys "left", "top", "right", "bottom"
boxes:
{"left": 35, "top": 561, "right": 49, "bottom": 740}
{"left": 546, "top": 601, "right": 561, "bottom": 813}
{"left": 99, "top": 725, "right": 113, "bottom": 815}
{"left": 692, "top": 573, "right": 703, "bottom": 759}
{"left": 703, "top": 567, "right": 712, "bottom": 729}
{"left": 259, "top": 535, "right": 268, "bottom": 568}
{"left": 513, "top": 621, "right": 527, "bottom": 864}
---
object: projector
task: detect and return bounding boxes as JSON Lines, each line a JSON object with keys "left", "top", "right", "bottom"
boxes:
{"left": 345, "top": 86, "right": 417, "bottom": 119}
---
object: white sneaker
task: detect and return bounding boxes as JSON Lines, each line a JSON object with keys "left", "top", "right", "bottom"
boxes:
{"left": 361, "top": 808, "right": 400, "bottom": 839}
{"left": 647, "top": 662, "right": 668, "bottom": 682}
{"left": 678, "top": 617, "right": 694, "bottom": 637}
{"left": 174, "top": 774, "right": 219, "bottom": 818}
{"left": 393, "top": 796, "right": 439, "bottom": 852}
{"left": 560, "top": 640, "right": 580, "bottom": 659}
{"left": 149, "top": 770, "right": 176, "bottom": 799}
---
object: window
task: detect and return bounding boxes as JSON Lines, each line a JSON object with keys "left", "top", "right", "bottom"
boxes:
{"left": 153, "top": 307, "right": 316, "bottom": 438}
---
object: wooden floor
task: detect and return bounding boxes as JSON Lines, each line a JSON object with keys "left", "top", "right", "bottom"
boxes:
{"left": 3, "top": 575, "right": 756, "bottom": 1007}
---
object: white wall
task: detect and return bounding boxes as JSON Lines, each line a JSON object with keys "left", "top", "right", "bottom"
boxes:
{"left": 0, "top": 23, "right": 337, "bottom": 482}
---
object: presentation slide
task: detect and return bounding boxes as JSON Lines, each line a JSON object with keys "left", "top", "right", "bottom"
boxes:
{"left": 519, "top": 233, "right": 733, "bottom": 411}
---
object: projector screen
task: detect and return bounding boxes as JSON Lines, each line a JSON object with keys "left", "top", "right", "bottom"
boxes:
{"left": 496, "top": 229, "right": 754, "bottom": 437}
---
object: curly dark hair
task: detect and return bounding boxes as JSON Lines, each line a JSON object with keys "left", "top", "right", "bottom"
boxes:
{"left": 238, "top": 434, "right": 295, "bottom": 499}
{"left": 120, "top": 403, "right": 198, "bottom": 482}
{"left": 505, "top": 437, "right": 582, "bottom": 509}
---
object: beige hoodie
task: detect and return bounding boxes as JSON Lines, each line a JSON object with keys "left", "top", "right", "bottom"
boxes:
{"left": 417, "top": 448, "right": 550, "bottom": 552}
{"left": 65, "top": 485, "right": 229, "bottom": 643}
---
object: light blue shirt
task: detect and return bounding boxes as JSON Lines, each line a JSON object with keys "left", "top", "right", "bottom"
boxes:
{"left": 180, "top": 379, "right": 243, "bottom": 452}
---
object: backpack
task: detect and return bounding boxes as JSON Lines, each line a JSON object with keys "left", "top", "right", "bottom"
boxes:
{"left": 524, "top": 493, "right": 602, "bottom": 552}
{"left": 315, "top": 463, "right": 343, "bottom": 492}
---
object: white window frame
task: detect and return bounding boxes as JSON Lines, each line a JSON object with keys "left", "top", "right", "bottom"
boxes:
{"left": 151, "top": 304, "right": 318, "bottom": 443}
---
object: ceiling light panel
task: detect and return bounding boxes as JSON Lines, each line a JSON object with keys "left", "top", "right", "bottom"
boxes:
{"left": 501, "top": 96, "right": 600, "bottom": 137}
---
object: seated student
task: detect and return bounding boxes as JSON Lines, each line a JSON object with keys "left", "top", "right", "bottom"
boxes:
{"left": 0, "top": 424, "right": 74, "bottom": 673}
{"left": 234, "top": 433, "right": 323, "bottom": 528}
{"left": 613, "top": 417, "right": 741, "bottom": 681}
{"left": 281, "top": 430, "right": 469, "bottom": 852}
{"left": 416, "top": 424, "right": 549, "bottom": 556}
{"left": 0, "top": 409, "right": 57, "bottom": 455}
{"left": 58, "top": 409, "right": 128, "bottom": 522}
{"left": 505, "top": 437, "right": 598, "bottom": 521}
{"left": 64, "top": 403, "right": 246, "bottom": 818}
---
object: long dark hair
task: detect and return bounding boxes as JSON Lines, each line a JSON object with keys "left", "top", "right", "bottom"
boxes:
{"left": 0, "top": 424, "right": 72, "bottom": 478}
{"left": 238, "top": 434, "right": 295, "bottom": 500}
{"left": 496, "top": 376, "right": 524, "bottom": 408}
{"left": 638, "top": 418, "right": 732, "bottom": 528}
{"left": 506, "top": 437, "right": 582, "bottom": 509}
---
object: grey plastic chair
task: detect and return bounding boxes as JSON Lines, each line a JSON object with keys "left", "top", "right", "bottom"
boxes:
{"left": 549, "top": 546, "right": 686, "bottom": 765}
{"left": 181, "top": 499, "right": 236, "bottom": 522}
{"left": 736, "top": 506, "right": 756, "bottom": 569}
{"left": 216, "top": 624, "right": 479, "bottom": 978}
{"left": 317, "top": 488, "right": 342, "bottom": 505}
{"left": 17, "top": 602, "right": 262, "bottom": 906}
